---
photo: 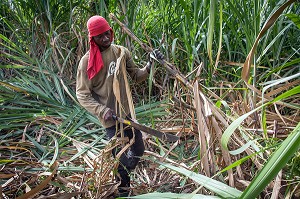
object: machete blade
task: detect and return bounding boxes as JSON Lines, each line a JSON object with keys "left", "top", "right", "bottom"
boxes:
{"left": 113, "top": 115, "right": 179, "bottom": 142}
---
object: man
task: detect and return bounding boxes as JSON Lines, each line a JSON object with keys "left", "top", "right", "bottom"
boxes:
{"left": 76, "top": 15, "right": 163, "bottom": 197}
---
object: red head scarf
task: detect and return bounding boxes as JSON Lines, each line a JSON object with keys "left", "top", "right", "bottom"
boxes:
{"left": 87, "top": 16, "right": 114, "bottom": 79}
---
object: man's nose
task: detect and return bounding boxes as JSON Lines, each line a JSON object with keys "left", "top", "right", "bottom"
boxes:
{"left": 103, "top": 35, "right": 109, "bottom": 41}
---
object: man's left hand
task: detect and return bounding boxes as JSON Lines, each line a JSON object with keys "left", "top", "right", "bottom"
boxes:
{"left": 151, "top": 49, "right": 164, "bottom": 61}
{"left": 147, "top": 49, "right": 164, "bottom": 72}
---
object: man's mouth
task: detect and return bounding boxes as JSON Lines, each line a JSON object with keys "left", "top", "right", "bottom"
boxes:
{"left": 100, "top": 41, "right": 109, "bottom": 47}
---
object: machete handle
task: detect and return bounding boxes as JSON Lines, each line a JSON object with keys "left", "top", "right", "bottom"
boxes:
{"left": 112, "top": 114, "right": 118, "bottom": 121}
{"left": 112, "top": 114, "right": 131, "bottom": 126}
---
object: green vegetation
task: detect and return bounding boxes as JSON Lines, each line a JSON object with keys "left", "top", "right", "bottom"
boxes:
{"left": 0, "top": 0, "right": 299, "bottom": 198}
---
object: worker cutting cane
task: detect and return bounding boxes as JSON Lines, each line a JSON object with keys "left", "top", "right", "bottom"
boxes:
{"left": 76, "top": 15, "right": 164, "bottom": 197}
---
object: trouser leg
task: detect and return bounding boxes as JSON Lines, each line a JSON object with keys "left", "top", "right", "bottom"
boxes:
{"left": 106, "top": 125, "right": 145, "bottom": 188}
{"left": 123, "top": 127, "right": 145, "bottom": 170}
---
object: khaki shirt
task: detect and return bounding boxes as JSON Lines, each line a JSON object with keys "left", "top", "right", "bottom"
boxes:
{"left": 76, "top": 44, "right": 149, "bottom": 128}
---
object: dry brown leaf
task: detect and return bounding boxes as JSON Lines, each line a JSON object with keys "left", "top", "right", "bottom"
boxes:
{"left": 265, "top": 79, "right": 300, "bottom": 98}
{"left": 193, "top": 81, "right": 210, "bottom": 177}
{"left": 271, "top": 170, "right": 282, "bottom": 199}
{"left": 16, "top": 161, "right": 58, "bottom": 199}
{"left": 211, "top": 117, "right": 234, "bottom": 187}
{"left": 160, "top": 126, "right": 191, "bottom": 133}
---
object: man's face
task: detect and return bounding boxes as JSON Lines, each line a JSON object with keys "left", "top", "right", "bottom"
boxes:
{"left": 93, "top": 30, "right": 112, "bottom": 51}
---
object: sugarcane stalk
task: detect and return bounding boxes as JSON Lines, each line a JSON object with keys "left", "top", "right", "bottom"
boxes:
{"left": 109, "top": 13, "right": 194, "bottom": 91}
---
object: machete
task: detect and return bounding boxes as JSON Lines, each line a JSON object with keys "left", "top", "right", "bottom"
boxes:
{"left": 112, "top": 115, "right": 179, "bottom": 142}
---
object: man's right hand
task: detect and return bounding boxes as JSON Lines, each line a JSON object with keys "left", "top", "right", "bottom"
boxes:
{"left": 104, "top": 109, "right": 115, "bottom": 122}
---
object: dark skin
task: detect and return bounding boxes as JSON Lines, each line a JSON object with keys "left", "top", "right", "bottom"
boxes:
{"left": 93, "top": 30, "right": 112, "bottom": 52}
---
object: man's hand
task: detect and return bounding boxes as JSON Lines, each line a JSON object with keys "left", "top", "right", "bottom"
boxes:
{"left": 104, "top": 109, "right": 115, "bottom": 122}
{"left": 152, "top": 49, "right": 164, "bottom": 60}
{"left": 147, "top": 49, "right": 164, "bottom": 72}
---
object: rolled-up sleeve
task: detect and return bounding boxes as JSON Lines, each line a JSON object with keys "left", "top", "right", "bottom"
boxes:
{"left": 124, "top": 49, "right": 149, "bottom": 83}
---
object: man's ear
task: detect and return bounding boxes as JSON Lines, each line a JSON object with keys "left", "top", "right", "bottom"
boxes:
{"left": 110, "top": 29, "right": 114, "bottom": 42}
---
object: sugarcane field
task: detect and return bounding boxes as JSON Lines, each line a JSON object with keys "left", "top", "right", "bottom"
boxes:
{"left": 0, "top": 0, "right": 299, "bottom": 199}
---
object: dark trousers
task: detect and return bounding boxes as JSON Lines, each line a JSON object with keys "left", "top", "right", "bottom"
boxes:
{"left": 106, "top": 125, "right": 145, "bottom": 188}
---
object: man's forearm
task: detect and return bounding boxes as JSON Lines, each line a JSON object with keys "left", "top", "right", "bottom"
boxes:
{"left": 77, "top": 93, "right": 107, "bottom": 118}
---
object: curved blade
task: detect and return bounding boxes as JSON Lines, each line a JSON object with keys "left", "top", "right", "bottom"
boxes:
{"left": 113, "top": 115, "right": 179, "bottom": 142}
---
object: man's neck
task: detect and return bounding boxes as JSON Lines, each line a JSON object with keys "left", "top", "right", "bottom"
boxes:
{"left": 99, "top": 44, "right": 111, "bottom": 52}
